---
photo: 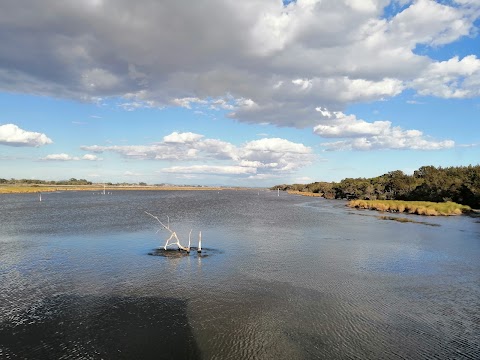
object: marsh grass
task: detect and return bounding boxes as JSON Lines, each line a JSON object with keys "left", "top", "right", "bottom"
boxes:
{"left": 348, "top": 199, "right": 471, "bottom": 216}
{"left": 0, "top": 186, "right": 58, "bottom": 194}
{"left": 287, "top": 190, "right": 323, "bottom": 197}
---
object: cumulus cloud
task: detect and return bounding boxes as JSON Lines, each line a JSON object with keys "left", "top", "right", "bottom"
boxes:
{"left": 41, "top": 153, "right": 101, "bottom": 161}
{"left": 163, "top": 131, "right": 204, "bottom": 144}
{"left": 315, "top": 111, "right": 455, "bottom": 150}
{"left": 163, "top": 165, "right": 256, "bottom": 175}
{"left": 0, "top": 124, "right": 52, "bottom": 147}
{"left": 81, "top": 154, "right": 101, "bottom": 161}
{"left": 314, "top": 112, "right": 391, "bottom": 137}
{"left": 412, "top": 55, "right": 480, "bottom": 98}
{"left": 41, "top": 153, "right": 76, "bottom": 161}
{"left": 389, "top": 0, "right": 475, "bottom": 46}
{"left": 0, "top": 0, "right": 478, "bottom": 128}
{"left": 81, "top": 131, "right": 314, "bottom": 178}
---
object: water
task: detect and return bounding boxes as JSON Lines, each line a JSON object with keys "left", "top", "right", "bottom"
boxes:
{"left": 0, "top": 190, "right": 479, "bottom": 359}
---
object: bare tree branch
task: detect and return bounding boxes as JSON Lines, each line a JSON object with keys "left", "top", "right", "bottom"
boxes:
{"left": 145, "top": 212, "right": 196, "bottom": 253}
{"left": 145, "top": 211, "right": 172, "bottom": 234}
{"left": 145, "top": 211, "right": 202, "bottom": 253}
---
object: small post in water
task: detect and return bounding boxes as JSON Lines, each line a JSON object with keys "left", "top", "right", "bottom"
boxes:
{"left": 197, "top": 231, "right": 202, "bottom": 253}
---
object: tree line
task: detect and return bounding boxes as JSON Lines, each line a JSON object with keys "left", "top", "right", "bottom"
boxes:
{"left": 272, "top": 165, "right": 480, "bottom": 208}
{"left": 0, "top": 178, "right": 92, "bottom": 185}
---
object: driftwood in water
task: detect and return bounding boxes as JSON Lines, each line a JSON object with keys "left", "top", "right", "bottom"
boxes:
{"left": 145, "top": 211, "right": 202, "bottom": 253}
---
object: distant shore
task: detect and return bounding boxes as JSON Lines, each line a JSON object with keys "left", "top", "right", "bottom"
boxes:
{"left": 0, "top": 184, "right": 244, "bottom": 194}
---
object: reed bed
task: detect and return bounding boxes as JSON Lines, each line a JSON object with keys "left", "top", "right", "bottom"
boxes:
{"left": 287, "top": 190, "right": 323, "bottom": 197}
{"left": 348, "top": 199, "right": 471, "bottom": 216}
{"left": 0, "top": 186, "right": 58, "bottom": 194}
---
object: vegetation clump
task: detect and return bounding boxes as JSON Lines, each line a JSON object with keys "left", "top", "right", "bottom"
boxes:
{"left": 273, "top": 165, "right": 480, "bottom": 209}
{"left": 287, "top": 190, "right": 323, "bottom": 197}
{"left": 348, "top": 199, "right": 470, "bottom": 216}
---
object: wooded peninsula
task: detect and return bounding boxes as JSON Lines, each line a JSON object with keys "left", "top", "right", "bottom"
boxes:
{"left": 272, "top": 165, "right": 480, "bottom": 210}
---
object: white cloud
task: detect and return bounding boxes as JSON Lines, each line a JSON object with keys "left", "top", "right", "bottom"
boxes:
{"left": 292, "top": 78, "right": 313, "bottom": 91}
{"left": 41, "top": 153, "right": 77, "bottom": 161}
{"left": 163, "top": 165, "right": 256, "bottom": 175}
{"left": 243, "top": 138, "right": 311, "bottom": 154}
{"left": 171, "top": 97, "right": 207, "bottom": 109}
{"left": 41, "top": 153, "right": 102, "bottom": 161}
{"left": 82, "top": 154, "right": 101, "bottom": 161}
{"left": 412, "top": 55, "right": 480, "bottom": 98}
{"left": 315, "top": 111, "right": 455, "bottom": 151}
{"left": 118, "top": 101, "right": 155, "bottom": 111}
{"left": 390, "top": 0, "right": 475, "bottom": 46}
{"left": 241, "top": 138, "right": 314, "bottom": 172}
{"left": 195, "top": 138, "right": 239, "bottom": 160}
{"left": 0, "top": 0, "right": 478, "bottom": 129}
{"left": 0, "top": 124, "right": 53, "bottom": 147}
{"left": 163, "top": 131, "right": 204, "bottom": 144}
{"left": 81, "top": 131, "right": 314, "bottom": 178}
{"left": 314, "top": 112, "right": 391, "bottom": 137}
{"left": 247, "top": 173, "right": 280, "bottom": 180}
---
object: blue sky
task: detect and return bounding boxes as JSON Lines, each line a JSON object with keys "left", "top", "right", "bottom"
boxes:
{"left": 0, "top": 0, "right": 479, "bottom": 186}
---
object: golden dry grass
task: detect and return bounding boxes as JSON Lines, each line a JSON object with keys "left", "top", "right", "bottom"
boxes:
{"left": 0, "top": 186, "right": 58, "bottom": 194}
{"left": 287, "top": 190, "right": 323, "bottom": 197}
{"left": 348, "top": 199, "right": 470, "bottom": 216}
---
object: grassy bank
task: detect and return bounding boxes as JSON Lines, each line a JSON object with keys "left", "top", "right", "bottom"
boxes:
{"left": 348, "top": 199, "right": 471, "bottom": 216}
{"left": 287, "top": 190, "right": 323, "bottom": 197}
{"left": 0, "top": 184, "right": 230, "bottom": 194}
{"left": 0, "top": 186, "right": 59, "bottom": 193}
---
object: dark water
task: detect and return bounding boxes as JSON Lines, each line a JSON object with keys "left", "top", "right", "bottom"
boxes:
{"left": 0, "top": 190, "right": 479, "bottom": 359}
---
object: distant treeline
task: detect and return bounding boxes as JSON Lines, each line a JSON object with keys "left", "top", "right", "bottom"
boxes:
{"left": 0, "top": 178, "right": 93, "bottom": 185}
{"left": 0, "top": 178, "right": 210, "bottom": 187}
{"left": 0, "top": 178, "right": 145, "bottom": 186}
{"left": 272, "top": 165, "right": 480, "bottom": 208}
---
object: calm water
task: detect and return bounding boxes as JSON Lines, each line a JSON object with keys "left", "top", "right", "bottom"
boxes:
{"left": 0, "top": 190, "right": 479, "bottom": 359}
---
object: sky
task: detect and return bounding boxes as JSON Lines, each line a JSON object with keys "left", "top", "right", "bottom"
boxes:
{"left": 0, "top": 0, "right": 479, "bottom": 186}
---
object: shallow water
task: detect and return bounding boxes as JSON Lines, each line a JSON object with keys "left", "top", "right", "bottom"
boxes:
{"left": 1, "top": 190, "right": 479, "bottom": 359}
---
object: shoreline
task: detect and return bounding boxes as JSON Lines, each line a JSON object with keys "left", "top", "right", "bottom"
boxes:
{"left": 284, "top": 190, "right": 474, "bottom": 217}
{"left": 0, "top": 185, "right": 248, "bottom": 194}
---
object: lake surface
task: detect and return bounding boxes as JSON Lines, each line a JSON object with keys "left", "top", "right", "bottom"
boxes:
{"left": 1, "top": 190, "right": 479, "bottom": 359}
